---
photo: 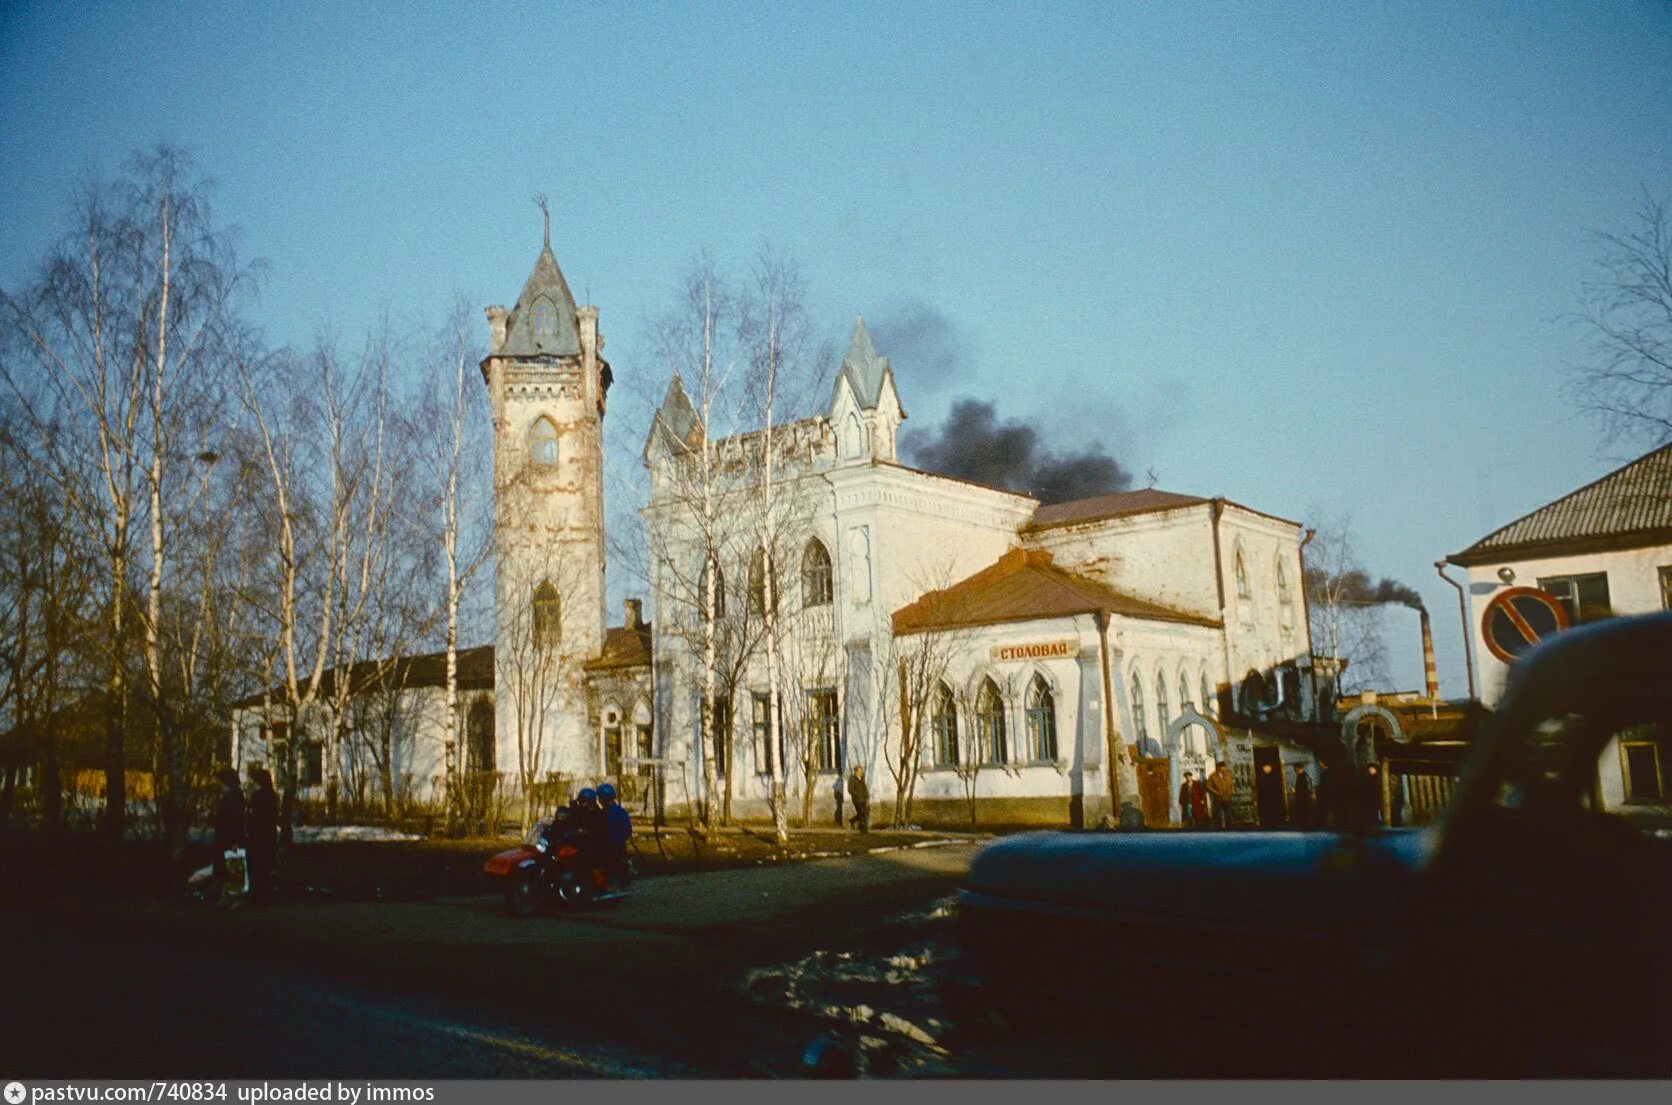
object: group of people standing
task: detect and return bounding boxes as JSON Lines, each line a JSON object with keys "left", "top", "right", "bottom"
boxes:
{"left": 1175, "top": 758, "right": 1390, "bottom": 832}
{"left": 212, "top": 766, "right": 279, "bottom": 905}
{"left": 1176, "top": 761, "right": 1239, "bottom": 829}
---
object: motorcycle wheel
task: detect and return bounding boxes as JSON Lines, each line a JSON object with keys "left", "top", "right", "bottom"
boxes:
{"left": 506, "top": 874, "right": 547, "bottom": 918}
{"left": 554, "top": 869, "right": 590, "bottom": 907}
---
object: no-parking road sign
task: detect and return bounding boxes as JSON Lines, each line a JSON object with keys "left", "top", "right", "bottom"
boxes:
{"left": 1481, "top": 586, "right": 1570, "bottom": 663}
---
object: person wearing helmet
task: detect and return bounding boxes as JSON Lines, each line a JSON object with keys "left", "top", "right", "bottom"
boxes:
{"left": 597, "top": 782, "right": 633, "bottom": 893}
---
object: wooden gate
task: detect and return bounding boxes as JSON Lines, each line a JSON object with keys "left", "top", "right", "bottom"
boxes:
{"left": 1137, "top": 757, "right": 1173, "bottom": 827}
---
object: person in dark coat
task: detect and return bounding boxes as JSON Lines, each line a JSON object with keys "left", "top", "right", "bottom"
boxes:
{"left": 846, "top": 766, "right": 870, "bottom": 834}
{"left": 1178, "top": 771, "right": 1197, "bottom": 827}
{"left": 212, "top": 767, "right": 247, "bottom": 894}
{"left": 246, "top": 767, "right": 279, "bottom": 904}
{"left": 1189, "top": 773, "right": 1209, "bottom": 825}
{"left": 1290, "top": 765, "right": 1315, "bottom": 830}
{"left": 598, "top": 782, "right": 632, "bottom": 892}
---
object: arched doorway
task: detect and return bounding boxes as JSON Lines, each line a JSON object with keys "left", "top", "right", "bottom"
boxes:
{"left": 1165, "top": 705, "right": 1223, "bottom": 825}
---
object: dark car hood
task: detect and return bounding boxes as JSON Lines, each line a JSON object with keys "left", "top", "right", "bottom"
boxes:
{"left": 965, "top": 829, "right": 1434, "bottom": 931}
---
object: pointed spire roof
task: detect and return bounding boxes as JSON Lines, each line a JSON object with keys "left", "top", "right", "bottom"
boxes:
{"left": 831, "top": 315, "right": 892, "bottom": 410}
{"left": 649, "top": 373, "right": 703, "bottom": 454}
{"left": 500, "top": 241, "right": 581, "bottom": 358}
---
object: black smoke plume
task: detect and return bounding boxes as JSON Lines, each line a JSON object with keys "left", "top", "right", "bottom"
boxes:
{"left": 1317, "top": 568, "right": 1425, "bottom": 611}
{"left": 902, "top": 398, "right": 1134, "bottom": 505}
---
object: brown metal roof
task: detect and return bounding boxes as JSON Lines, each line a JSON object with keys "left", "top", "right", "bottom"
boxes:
{"left": 583, "top": 623, "right": 654, "bottom": 671}
{"left": 1026, "top": 488, "right": 1209, "bottom": 530}
{"left": 231, "top": 645, "right": 496, "bottom": 710}
{"left": 892, "top": 548, "right": 1221, "bottom": 635}
{"left": 1450, "top": 442, "right": 1672, "bottom": 565}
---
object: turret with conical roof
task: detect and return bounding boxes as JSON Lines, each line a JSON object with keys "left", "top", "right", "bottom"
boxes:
{"left": 828, "top": 315, "right": 905, "bottom": 464}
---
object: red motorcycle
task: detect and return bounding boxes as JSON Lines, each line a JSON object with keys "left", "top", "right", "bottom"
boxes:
{"left": 484, "top": 813, "right": 610, "bottom": 918}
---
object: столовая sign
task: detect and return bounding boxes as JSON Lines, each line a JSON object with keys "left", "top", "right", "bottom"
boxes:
{"left": 990, "top": 639, "right": 1078, "bottom": 662}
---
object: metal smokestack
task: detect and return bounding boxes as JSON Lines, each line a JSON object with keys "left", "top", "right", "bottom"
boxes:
{"left": 1419, "top": 607, "right": 1439, "bottom": 716}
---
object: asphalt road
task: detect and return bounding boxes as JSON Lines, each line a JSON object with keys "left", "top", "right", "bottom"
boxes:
{"left": 1, "top": 841, "right": 982, "bottom": 1079}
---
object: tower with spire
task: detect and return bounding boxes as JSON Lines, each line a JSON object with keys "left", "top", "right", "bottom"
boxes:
{"left": 482, "top": 221, "right": 612, "bottom": 788}
{"left": 828, "top": 315, "right": 904, "bottom": 464}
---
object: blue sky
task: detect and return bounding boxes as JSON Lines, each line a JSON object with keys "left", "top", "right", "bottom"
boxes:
{"left": 3, "top": 1, "right": 1669, "bottom": 693}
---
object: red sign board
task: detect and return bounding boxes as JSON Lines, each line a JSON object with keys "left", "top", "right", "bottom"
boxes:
{"left": 1480, "top": 587, "right": 1570, "bottom": 663}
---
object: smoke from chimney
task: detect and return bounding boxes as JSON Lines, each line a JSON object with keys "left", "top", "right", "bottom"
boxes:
{"left": 903, "top": 397, "right": 1134, "bottom": 505}
{"left": 1326, "top": 569, "right": 1425, "bottom": 611}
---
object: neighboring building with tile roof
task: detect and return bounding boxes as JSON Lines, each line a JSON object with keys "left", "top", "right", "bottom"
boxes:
{"left": 1447, "top": 441, "right": 1672, "bottom": 707}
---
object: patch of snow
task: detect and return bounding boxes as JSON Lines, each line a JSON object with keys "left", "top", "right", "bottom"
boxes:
{"left": 290, "top": 825, "right": 420, "bottom": 843}
{"left": 879, "top": 1012, "right": 942, "bottom": 1050}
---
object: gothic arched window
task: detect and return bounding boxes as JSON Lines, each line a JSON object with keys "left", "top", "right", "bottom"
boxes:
{"left": 747, "top": 547, "right": 776, "bottom": 616}
{"left": 932, "top": 683, "right": 958, "bottom": 767}
{"left": 1131, "top": 669, "right": 1149, "bottom": 747}
{"left": 1156, "top": 671, "right": 1171, "bottom": 731}
{"left": 1025, "top": 676, "right": 1057, "bottom": 762}
{"left": 533, "top": 580, "right": 561, "bottom": 651}
{"left": 1201, "top": 669, "right": 1215, "bottom": 719}
{"left": 802, "top": 538, "right": 833, "bottom": 607}
{"left": 529, "top": 416, "right": 559, "bottom": 467}
{"left": 699, "top": 558, "right": 726, "bottom": 620}
{"left": 976, "top": 678, "right": 1008, "bottom": 765}
{"left": 1276, "top": 557, "right": 1294, "bottom": 628}
{"left": 1235, "top": 548, "right": 1251, "bottom": 602}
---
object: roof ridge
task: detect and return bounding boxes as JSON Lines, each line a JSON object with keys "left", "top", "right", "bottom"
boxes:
{"left": 1460, "top": 440, "right": 1672, "bottom": 554}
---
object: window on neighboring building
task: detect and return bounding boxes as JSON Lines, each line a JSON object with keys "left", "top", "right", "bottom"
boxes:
{"left": 1659, "top": 565, "right": 1672, "bottom": 611}
{"left": 808, "top": 688, "right": 838, "bottom": 772}
{"left": 1537, "top": 572, "right": 1612, "bottom": 625}
{"left": 1130, "top": 670, "right": 1148, "bottom": 748}
{"left": 932, "top": 683, "right": 959, "bottom": 767}
{"left": 529, "top": 416, "right": 559, "bottom": 467}
{"left": 1235, "top": 549, "right": 1251, "bottom": 602}
{"left": 303, "top": 740, "right": 324, "bottom": 788}
{"left": 533, "top": 580, "right": 561, "bottom": 651}
{"left": 1025, "top": 676, "right": 1057, "bottom": 762}
{"left": 1622, "top": 736, "right": 1663, "bottom": 804}
{"left": 976, "top": 678, "right": 1008, "bottom": 765}
{"left": 802, "top": 539, "right": 833, "bottom": 607}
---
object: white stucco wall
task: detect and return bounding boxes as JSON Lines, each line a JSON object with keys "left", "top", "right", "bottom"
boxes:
{"left": 1463, "top": 542, "right": 1672, "bottom": 706}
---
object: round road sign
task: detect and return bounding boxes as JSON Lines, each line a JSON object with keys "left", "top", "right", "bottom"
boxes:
{"left": 1481, "top": 586, "right": 1570, "bottom": 663}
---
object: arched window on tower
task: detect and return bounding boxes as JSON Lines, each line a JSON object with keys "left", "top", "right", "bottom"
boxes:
{"left": 802, "top": 538, "right": 833, "bottom": 607}
{"left": 932, "top": 683, "right": 959, "bottom": 767}
{"left": 529, "top": 416, "right": 559, "bottom": 467}
{"left": 976, "top": 678, "right": 1008, "bottom": 765}
{"left": 533, "top": 581, "right": 561, "bottom": 652}
{"left": 1025, "top": 676, "right": 1057, "bottom": 762}
{"left": 532, "top": 298, "right": 557, "bottom": 345}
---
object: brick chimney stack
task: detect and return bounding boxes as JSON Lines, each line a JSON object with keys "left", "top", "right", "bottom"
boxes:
{"left": 624, "top": 598, "right": 644, "bottom": 630}
{"left": 1419, "top": 607, "right": 1440, "bottom": 702}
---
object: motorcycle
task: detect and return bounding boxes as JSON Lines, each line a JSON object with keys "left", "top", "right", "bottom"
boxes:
{"left": 484, "top": 811, "right": 612, "bottom": 918}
